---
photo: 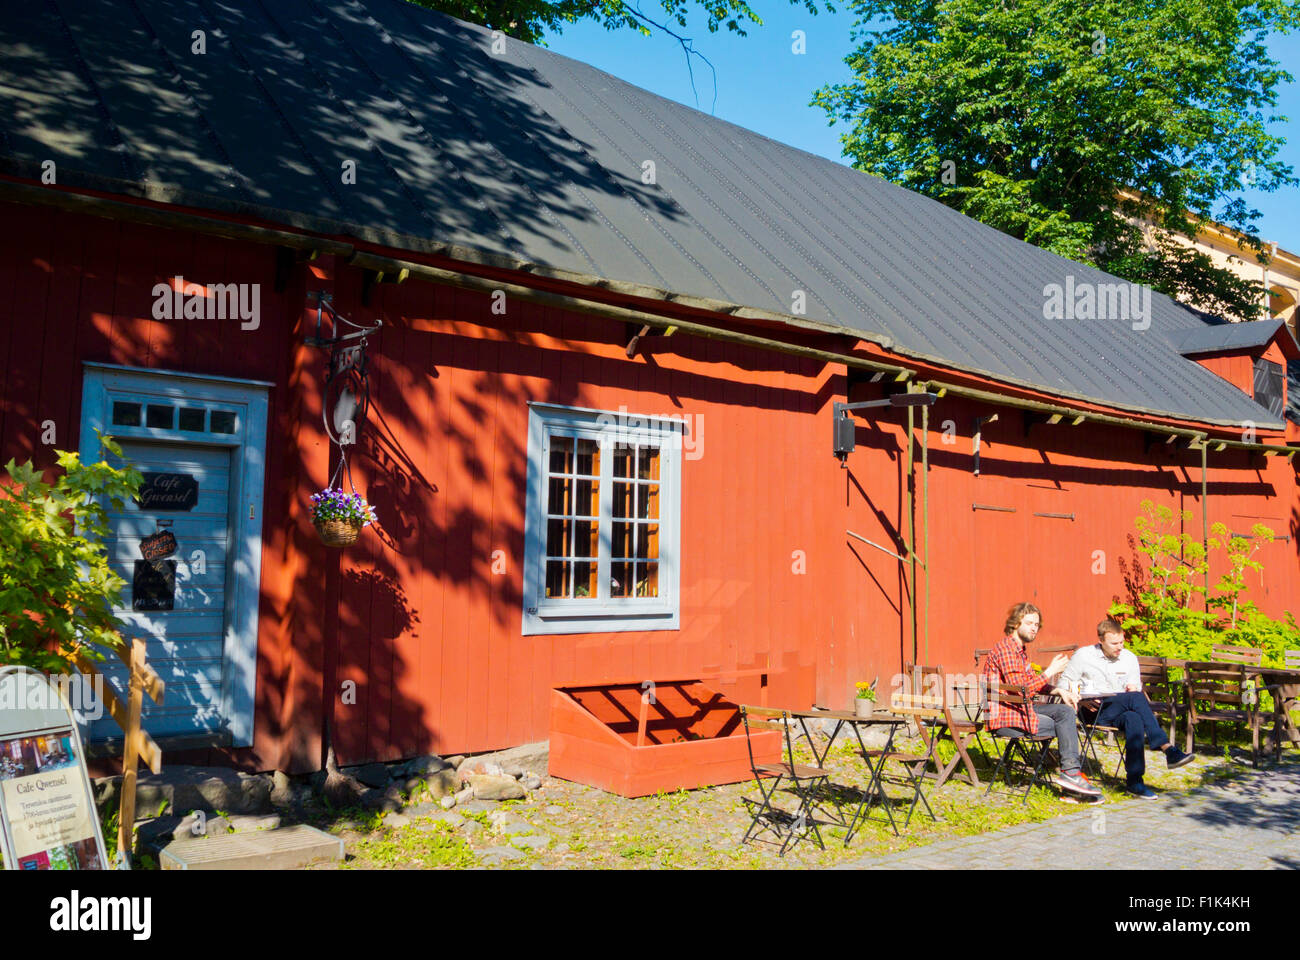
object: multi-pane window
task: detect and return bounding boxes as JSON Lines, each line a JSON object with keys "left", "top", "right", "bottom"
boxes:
{"left": 1253, "top": 357, "right": 1285, "bottom": 419}
{"left": 545, "top": 437, "right": 601, "bottom": 600}
{"left": 110, "top": 398, "right": 239, "bottom": 436}
{"left": 610, "top": 444, "right": 660, "bottom": 599}
{"left": 524, "top": 404, "right": 680, "bottom": 635}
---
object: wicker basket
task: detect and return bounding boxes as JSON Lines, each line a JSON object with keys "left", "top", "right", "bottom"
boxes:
{"left": 314, "top": 517, "right": 363, "bottom": 547}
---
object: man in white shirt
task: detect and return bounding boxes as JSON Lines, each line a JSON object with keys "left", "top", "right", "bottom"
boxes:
{"left": 1059, "top": 618, "right": 1193, "bottom": 798}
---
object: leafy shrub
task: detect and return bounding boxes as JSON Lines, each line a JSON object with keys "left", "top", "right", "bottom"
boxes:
{"left": 0, "top": 434, "right": 141, "bottom": 672}
{"left": 1110, "top": 500, "right": 1300, "bottom": 669}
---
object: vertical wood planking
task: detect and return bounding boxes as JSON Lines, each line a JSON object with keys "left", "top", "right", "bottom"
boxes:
{"left": 3, "top": 205, "right": 55, "bottom": 465}
{"left": 36, "top": 210, "right": 86, "bottom": 467}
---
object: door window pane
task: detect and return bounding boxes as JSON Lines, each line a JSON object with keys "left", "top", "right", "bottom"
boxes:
{"left": 112, "top": 402, "right": 142, "bottom": 427}
{"left": 210, "top": 411, "right": 237, "bottom": 434}
{"left": 178, "top": 408, "right": 206, "bottom": 432}
{"left": 146, "top": 404, "right": 174, "bottom": 429}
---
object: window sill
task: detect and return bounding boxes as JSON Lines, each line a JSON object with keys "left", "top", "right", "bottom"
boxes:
{"left": 523, "top": 608, "right": 679, "bottom": 636}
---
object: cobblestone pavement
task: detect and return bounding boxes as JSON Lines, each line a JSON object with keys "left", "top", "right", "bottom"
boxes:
{"left": 837, "top": 761, "right": 1300, "bottom": 870}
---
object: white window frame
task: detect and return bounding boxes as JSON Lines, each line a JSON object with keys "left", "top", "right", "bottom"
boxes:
{"left": 522, "top": 402, "right": 682, "bottom": 635}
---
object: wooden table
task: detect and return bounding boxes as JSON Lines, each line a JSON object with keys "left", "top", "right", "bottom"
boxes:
{"left": 1247, "top": 666, "right": 1300, "bottom": 750}
{"left": 784, "top": 707, "right": 911, "bottom": 842}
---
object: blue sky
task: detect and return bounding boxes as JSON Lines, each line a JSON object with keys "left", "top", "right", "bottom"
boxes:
{"left": 543, "top": 6, "right": 1300, "bottom": 253}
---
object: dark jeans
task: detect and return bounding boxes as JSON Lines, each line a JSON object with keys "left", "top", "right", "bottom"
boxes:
{"left": 1092, "top": 691, "right": 1169, "bottom": 786}
{"left": 995, "top": 705, "right": 1082, "bottom": 772}
{"left": 1030, "top": 702, "right": 1082, "bottom": 774}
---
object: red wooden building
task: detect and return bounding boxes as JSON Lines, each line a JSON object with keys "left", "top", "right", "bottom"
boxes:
{"left": 1, "top": 0, "right": 1297, "bottom": 775}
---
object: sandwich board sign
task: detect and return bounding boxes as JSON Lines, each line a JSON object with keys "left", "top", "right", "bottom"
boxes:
{"left": 0, "top": 668, "right": 110, "bottom": 870}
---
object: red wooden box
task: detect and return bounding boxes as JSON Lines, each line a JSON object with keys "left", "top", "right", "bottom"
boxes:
{"left": 548, "top": 679, "right": 782, "bottom": 798}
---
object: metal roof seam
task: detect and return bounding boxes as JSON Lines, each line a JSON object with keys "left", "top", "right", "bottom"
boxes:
{"left": 123, "top": 0, "right": 257, "bottom": 205}
{"left": 668, "top": 102, "right": 925, "bottom": 326}
{"left": 188, "top": 0, "right": 356, "bottom": 220}
{"left": 46, "top": 0, "right": 146, "bottom": 184}
{"left": 508, "top": 44, "right": 739, "bottom": 302}
{"left": 536, "top": 54, "right": 810, "bottom": 317}
{"left": 815, "top": 153, "right": 1094, "bottom": 387}
{"left": 709, "top": 119, "right": 962, "bottom": 353}
{"left": 253, "top": 0, "right": 452, "bottom": 241}
{"left": 579, "top": 63, "right": 855, "bottom": 323}
{"left": 314, "top": 0, "right": 526, "bottom": 248}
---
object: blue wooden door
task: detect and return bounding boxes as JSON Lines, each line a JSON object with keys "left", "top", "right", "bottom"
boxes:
{"left": 92, "top": 441, "right": 234, "bottom": 740}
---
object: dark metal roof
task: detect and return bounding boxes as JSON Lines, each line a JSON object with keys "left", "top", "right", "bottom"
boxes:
{"left": 0, "top": 0, "right": 1284, "bottom": 427}
{"left": 1174, "top": 318, "right": 1298, "bottom": 357}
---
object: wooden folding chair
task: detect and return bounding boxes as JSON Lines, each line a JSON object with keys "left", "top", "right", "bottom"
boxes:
{"left": 1039, "top": 643, "right": 1080, "bottom": 659}
{"left": 854, "top": 693, "right": 941, "bottom": 834}
{"left": 738, "top": 705, "right": 828, "bottom": 856}
{"left": 905, "top": 663, "right": 989, "bottom": 788}
{"left": 1269, "top": 651, "right": 1300, "bottom": 761}
{"left": 1137, "top": 655, "right": 1181, "bottom": 743}
{"left": 1182, "top": 661, "right": 1267, "bottom": 767}
{"left": 984, "top": 684, "right": 1055, "bottom": 803}
{"left": 1212, "top": 643, "right": 1264, "bottom": 667}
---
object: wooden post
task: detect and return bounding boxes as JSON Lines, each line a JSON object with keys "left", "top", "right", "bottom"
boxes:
{"left": 75, "top": 637, "right": 163, "bottom": 867}
{"left": 636, "top": 691, "right": 650, "bottom": 747}
{"left": 118, "top": 639, "right": 146, "bottom": 864}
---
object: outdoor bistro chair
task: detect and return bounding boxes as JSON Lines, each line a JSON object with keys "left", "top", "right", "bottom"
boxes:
{"left": 738, "top": 705, "right": 828, "bottom": 856}
{"left": 856, "top": 692, "right": 941, "bottom": 833}
{"left": 984, "top": 683, "right": 1056, "bottom": 803}
{"left": 904, "top": 663, "right": 990, "bottom": 788}
{"left": 1212, "top": 643, "right": 1264, "bottom": 667}
{"left": 1182, "top": 660, "right": 1272, "bottom": 767}
{"left": 1078, "top": 655, "right": 1181, "bottom": 781}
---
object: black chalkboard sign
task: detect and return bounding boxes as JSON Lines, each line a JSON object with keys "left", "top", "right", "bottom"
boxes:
{"left": 139, "top": 530, "right": 178, "bottom": 561}
{"left": 136, "top": 473, "right": 199, "bottom": 511}
{"left": 132, "top": 560, "right": 176, "bottom": 611}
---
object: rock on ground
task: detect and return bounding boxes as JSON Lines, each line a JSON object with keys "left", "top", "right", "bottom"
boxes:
{"left": 104, "top": 765, "right": 274, "bottom": 818}
{"left": 469, "top": 774, "right": 526, "bottom": 801}
{"left": 402, "top": 755, "right": 454, "bottom": 778}
{"left": 457, "top": 742, "right": 549, "bottom": 780}
{"left": 478, "top": 845, "right": 526, "bottom": 864}
{"left": 348, "top": 763, "right": 392, "bottom": 789}
{"left": 270, "top": 771, "right": 295, "bottom": 808}
{"left": 509, "top": 834, "right": 550, "bottom": 850}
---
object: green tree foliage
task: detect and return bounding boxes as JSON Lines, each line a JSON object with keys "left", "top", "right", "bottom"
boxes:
{"left": 412, "top": 0, "right": 831, "bottom": 44}
{"left": 0, "top": 435, "right": 141, "bottom": 673}
{"left": 1110, "top": 499, "right": 1300, "bottom": 667}
{"left": 813, "top": 0, "right": 1300, "bottom": 322}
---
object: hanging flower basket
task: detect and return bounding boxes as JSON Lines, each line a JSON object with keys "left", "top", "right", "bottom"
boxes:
{"left": 309, "top": 488, "right": 377, "bottom": 548}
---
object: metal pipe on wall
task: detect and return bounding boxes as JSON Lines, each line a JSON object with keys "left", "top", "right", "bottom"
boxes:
{"left": 1202, "top": 440, "right": 1210, "bottom": 605}
{"left": 921, "top": 387, "right": 931, "bottom": 666}
{"left": 905, "top": 403, "right": 916, "bottom": 666}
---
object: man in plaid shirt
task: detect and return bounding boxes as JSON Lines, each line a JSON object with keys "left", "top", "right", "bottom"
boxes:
{"left": 982, "top": 602, "right": 1101, "bottom": 799}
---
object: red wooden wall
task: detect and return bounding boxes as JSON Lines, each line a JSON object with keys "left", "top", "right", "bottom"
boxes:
{"left": 2, "top": 200, "right": 1298, "bottom": 774}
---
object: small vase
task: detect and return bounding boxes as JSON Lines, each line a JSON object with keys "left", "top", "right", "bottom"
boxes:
{"left": 315, "top": 517, "right": 363, "bottom": 547}
{"left": 855, "top": 698, "right": 875, "bottom": 719}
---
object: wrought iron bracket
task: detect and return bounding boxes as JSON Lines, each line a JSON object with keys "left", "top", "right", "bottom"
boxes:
{"left": 304, "top": 291, "right": 382, "bottom": 347}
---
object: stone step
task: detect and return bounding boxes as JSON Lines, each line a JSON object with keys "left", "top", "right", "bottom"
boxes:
{"left": 158, "top": 824, "right": 343, "bottom": 870}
